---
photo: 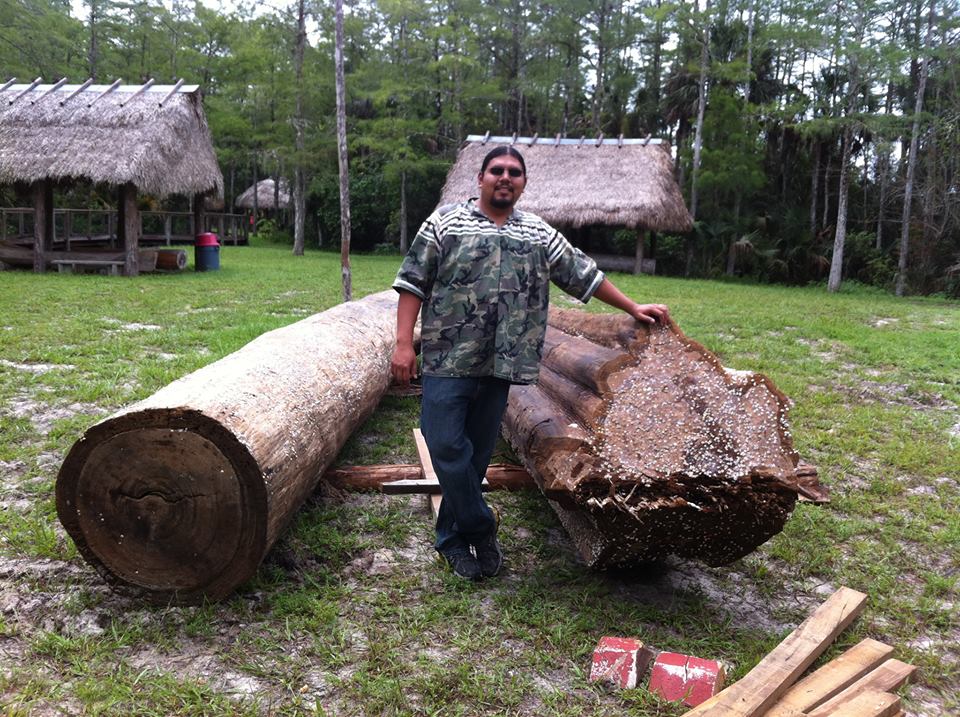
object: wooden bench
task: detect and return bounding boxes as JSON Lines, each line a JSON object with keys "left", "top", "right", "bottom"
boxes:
{"left": 51, "top": 259, "right": 126, "bottom": 276}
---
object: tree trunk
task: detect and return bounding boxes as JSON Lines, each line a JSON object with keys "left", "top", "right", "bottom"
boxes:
{"left": 56, "top": 291, "right": 405, "bottom": 603}
{"left": 88, "top": 0, "right": 99, "bottom": 80}
{"left": 252, "top": 158, "right": 259, "bottom": 225}
{"left": 827, "top": 127, "right": 852, "bottom": 292}
{"left": 292, "top": 0, "right": 307, "bottom": 256}
{"left": 501, "top": 307, "right": 815, "bottom": 569}
{"left": 896, "top": 0, "right": 935, "bottom": 297}
{"left": 335, "top": 0, "right": 352, "bottom": 301}
{"left": 810, "top": 140, "right": 820, "bottom": 239}
{"left": 687, "top": 0, "right": 711, "bottom": 277}
{"left": 399, "top": 170, "right": 409, "bottom": 253}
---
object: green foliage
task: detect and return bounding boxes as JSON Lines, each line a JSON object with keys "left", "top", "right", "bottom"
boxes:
{"left": 0, "top": 0, "right": 958, "bottom": 296}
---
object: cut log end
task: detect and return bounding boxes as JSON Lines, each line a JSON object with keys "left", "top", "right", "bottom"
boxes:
{"left": 56, "top": 411, "right": 266, "bottom": 603}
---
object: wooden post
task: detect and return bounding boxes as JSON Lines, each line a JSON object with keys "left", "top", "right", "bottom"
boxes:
{"left": 108, "top": 211, "right": 116, "bottom": 247}
{"left": 32, "top": 180, "right": 54, "bottom": 273}
{"left": 218, "top": 215, "right": 225, "bottom": 243}
{"left": 193, "top": 193, "right": 205, "bottom": 239}
{"left": 164, "top": 214, "right": 172, "bottom": 245}
{"left": 64, "top": 209, "right": 73, "bottom": 251}
{"left": 1, "top": 209, "right": 6, "bottom": 243}
{"left": 633, "top": 229, "right": 645, "bottom": 275}
{"left": 120, "top": 183, "right": 139, "bottom": 277}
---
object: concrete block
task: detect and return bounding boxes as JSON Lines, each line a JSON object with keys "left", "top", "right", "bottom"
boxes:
{"left": 589, "top": 636, "right": 652, "bottom": 689}
{"left": 648, "top": 651, "right": 725, "bottom": 707}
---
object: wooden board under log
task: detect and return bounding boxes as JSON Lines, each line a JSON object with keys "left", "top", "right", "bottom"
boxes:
{"left": 323, "top": 463, "right": 535, "bottom": 494}
{"left": 501, "top": 307, "right": 825, "bottom": 569}
{"left": 56, "top": 290, "right": 405, "bottom": 603}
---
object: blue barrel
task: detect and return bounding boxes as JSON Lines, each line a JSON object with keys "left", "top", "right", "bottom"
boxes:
{"left": 195, "top": 233, "right": 220, "bottom": 271}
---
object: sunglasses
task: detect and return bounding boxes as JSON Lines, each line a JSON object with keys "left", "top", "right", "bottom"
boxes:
{"left": 487, "top": 166, "right": 524, "bottom": 177}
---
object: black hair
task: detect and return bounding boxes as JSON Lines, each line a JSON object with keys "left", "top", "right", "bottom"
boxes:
{"left": 479, "top": 146, "right": 527, "bottom": 176}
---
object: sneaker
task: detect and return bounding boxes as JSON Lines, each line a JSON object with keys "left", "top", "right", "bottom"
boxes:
{"left": 473, "top": 531, "right": 504, "bottom": 578}
{"left": 439, "top": 547, "right": 482, "bottom": 581}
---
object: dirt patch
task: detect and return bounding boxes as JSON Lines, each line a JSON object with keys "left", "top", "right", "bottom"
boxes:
{"left": 126, "top": 643, "right": 277, "bottom": 700}
{"left": 3, "top": 392, "right": 101, "bottom": 435}
{"left": 0, "top": 359, "right": 75, "bottom": 373}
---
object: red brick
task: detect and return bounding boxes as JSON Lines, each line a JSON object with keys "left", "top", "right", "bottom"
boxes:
{"left": 589, "top": 636, "right": 652, "bottom": 689}
{"left": 648, "top": 652, "right": 726, "bottom": 707}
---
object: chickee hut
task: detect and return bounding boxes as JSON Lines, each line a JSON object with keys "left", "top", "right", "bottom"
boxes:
{"left": 0, "top": 79, "right": 223, "bottom": 277}
{"left": 438, "top": 134, "right": 693, "bottom": 274}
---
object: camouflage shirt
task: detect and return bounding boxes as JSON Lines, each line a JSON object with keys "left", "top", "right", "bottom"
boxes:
{"left": 393, "top": 199, "right": 604, "bottom": 384}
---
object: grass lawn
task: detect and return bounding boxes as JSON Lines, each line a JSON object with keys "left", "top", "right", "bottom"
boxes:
{"left": 0, "top": 241, "right": 957, "bottom": 716}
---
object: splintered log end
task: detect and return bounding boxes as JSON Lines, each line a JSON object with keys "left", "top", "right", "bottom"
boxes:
{"left": 56, "top": 409, "right": 267, "bottom": 604}
{"left": 506, "top": 307, "right": 809, "bottom": 569}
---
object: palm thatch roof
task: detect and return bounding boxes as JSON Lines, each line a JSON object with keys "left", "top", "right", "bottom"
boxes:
{"left": 439, "top": 135, "right": 692, "bottom": 232}
{"left": 234, "top": 178, "right": 290, "bottom": 210}
{"left": 0, "top": 80, "right": 223, "bottom": 198}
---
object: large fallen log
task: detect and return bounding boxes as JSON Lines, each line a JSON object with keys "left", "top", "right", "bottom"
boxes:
{"left": 56, "top": 290, "right": 403, "bottom": 603}
{"left": 502, "top": 307, "right": 821, "bottom": 568}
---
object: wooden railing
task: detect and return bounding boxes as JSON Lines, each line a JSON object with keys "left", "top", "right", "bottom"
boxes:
{"left": 1, "top": 207, "right": 249, "bottom": 247}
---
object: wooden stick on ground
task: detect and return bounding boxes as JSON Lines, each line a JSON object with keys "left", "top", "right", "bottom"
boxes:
{"left": 805, "top": 659, "right": 917, "bottom": 717}
{"left": 764, "top": 638, "right": 895, "bottom": 716}
{"left": 323, "top": 463, "right": 535, "bottom": 494}
{"left": 683, "top": 587, "right": 868, "bottom": 717}
{"left": 825, "top": 689, "right": 901, "bottom": 717}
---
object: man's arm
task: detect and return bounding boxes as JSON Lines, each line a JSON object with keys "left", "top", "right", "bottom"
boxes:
{"left": 592, "top": 277, "right": 670, "bottom": 324}
{"left": 391, "top": 290, "right": 422, "bottom": 384}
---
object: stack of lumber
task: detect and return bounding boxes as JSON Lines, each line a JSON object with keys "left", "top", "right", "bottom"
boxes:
{"left": 502, "top": 306, "right": 828, "bottom": 569}
{"left": 683, "top": 587, "right": 917, "bottom": 717}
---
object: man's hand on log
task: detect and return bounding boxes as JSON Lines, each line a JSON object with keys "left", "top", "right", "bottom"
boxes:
{"left": 628, "top": 303, "right": 670, "bottom": 324}
{"left": 391, "top": 343, "right": 418, "bottom": 385}
{"left": 591, "top": 279, "right": 669, "bottom": 325}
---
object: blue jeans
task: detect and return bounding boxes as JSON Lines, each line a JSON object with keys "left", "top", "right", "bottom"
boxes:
{"left": 420, "top": 375, "right": 512, "bottom": 553}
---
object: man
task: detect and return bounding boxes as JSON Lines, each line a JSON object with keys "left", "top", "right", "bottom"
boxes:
{"left": 391, "top": 146, "right": 669, "bottom": 581}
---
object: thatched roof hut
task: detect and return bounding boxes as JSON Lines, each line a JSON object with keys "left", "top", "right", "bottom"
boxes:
{"left": 0, "top": 80, "right": 222, "bottom": 197}
{"left": 0, "top": 79, "right": 223, "bottom": 277}
{"left": 439, "top": 135, "right": 691, "bottom": 233}
{"left": 235, "top": 178, "right": 290, "bottom": 210}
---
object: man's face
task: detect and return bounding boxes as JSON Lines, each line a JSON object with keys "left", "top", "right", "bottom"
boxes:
{"left": 478, "top": 155, "right": 526, "bottom": 211}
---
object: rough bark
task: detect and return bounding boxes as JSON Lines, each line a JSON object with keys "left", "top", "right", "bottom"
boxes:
{"left": 501, "top": 307, "right": 819, "bottom": 569}
{"left": 56, "top": 291, "right": 404, "bottom": 603}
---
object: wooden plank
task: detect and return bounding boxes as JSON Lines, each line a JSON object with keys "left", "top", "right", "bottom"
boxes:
{"left": 429, "top": 494, "right": 442, "bottom": 521}
{"left": 682, "top": 587, "right": 868, "bottom": 717}
{"left": 413, "top": 428, "right": 438, "bottom": 483}
{"left": 805, "top": 660, "right": 917, "bottom": 717}
{"left": 764, "top": 638, "right": 895, "bottom": 716}
{"left": 324, "top": 463, "right": 534, "bottom": 494}
{"left": 825, "top": 690, "right": 901, "bottom": 717}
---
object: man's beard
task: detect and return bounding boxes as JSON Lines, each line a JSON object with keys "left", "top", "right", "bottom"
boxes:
{"left": 490, "top": 195, "right": 514, "bottom": 209}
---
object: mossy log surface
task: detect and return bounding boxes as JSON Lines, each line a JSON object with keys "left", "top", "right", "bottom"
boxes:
{"left": 502, "top": 307, "right": 813, "bottom": 568}
{"left": 57, "top": 290, "right": 402, "bottom": 603}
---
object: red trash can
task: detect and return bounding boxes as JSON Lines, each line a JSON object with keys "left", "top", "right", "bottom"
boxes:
{"left": 194, "top": 232, "right": 220, "bottom": 271}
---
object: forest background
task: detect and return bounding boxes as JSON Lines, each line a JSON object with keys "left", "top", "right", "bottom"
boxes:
{"left": 2, "top": 0, "right": 958, "bottom": 296}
